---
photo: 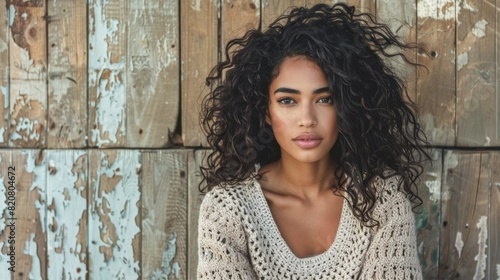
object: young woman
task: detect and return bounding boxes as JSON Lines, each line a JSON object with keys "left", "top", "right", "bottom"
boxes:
{"left": 198, "top": 3, "right": 430, "bottom": 279}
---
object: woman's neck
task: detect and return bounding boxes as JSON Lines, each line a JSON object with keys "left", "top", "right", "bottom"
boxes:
{"left": 270, "top": 156, "right": 338, "bottom": 200}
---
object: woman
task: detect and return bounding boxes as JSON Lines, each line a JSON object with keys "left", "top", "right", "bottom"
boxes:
{"left": 198, "top": 3, "right": 430, "bottom": 279}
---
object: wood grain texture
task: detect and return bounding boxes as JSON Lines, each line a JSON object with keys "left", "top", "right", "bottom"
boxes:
{"left": 88, "top": 0, "right": 127, "bottom": 147}
{"left": 415, "top": 149, "right": 442, "bottom": 278}
{"left": 261, "top": 0, "right": 305, "bottom": 27}
{"left": 47, "top": 0, "right": 87, "bottom": 148}
{"left": 181, "top": 0, "right": 217, "bottom": 147}
{"left": 439, "top": 151, "right": 490, "bottom": 279}
{"left": 88, "top": 150, "right": 141, "bottom": 279}
{"left": 12, "top": 150, "right": 47, "bottom": 280}
{"left": 0, "top": 4, "right": 9, "bottom": 146}
{"left": 46, "top": 150, "right": 87, "bottom": 279}
{"left": 221, "top": 0, "right": 261, "bottom": 48}
{"left": 8, "top": 1, "right": 47, "bottom": 148}
{"left": 456, "top": 0, "right": 497, "bottom": 146}
{"left": 141, "top": 150, "right": 188, "bottom": 279}
{"left": 126, "top": 0, "right": 178, "bottom": 148}
{"left": 416, "top": 0, "right": 456, "bottom": 146}
{"left": 490, "top": 152, "right": 500, "bottom": 279}
{"left": 187, "top": 149, "right": 208, "bottom": 279}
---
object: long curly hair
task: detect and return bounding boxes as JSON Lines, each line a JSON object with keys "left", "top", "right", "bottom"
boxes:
{"left": 200, "top": 3, "right": 430, "bottom": 226}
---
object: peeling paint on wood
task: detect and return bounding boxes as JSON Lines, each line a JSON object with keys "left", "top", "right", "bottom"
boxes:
{"left": 142, "top": 150, "right": 187, "bottom": 279}
{"left": 471, "top": 19, "right": 488, "bottom": 38}
{"left": 47, "top": 0, "right": 88, "bottom": 148}
{"left": 15, "top": 149, "right": 47, "bottom": 279}
{"left": 89, "top": 150, "right": 141, "bottom": 279}
{"left": 8, "top": 1, "right": 47, "bottom": 148}
{"left": 0, "top": 151, "right": 11, "bottom": 272}
{"left": 47, "top": 150, "right": 87, "bottom": 279}
{"left": 0, "top": 4, "right": 9, "bottom": 146}
{"left": 416, "top": 0, "right": 456, "bottom": 146}
{"left": 473, "top": 216, "right": 487, "bottom": 280}
{"left": 88, "top": 0, "right": 127, "bottom": 147}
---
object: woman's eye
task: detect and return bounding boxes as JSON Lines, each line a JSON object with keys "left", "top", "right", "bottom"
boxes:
{"left": 318, "top": 96, "right": 333, "bottom": 104}
{"left": 278, "top": 98, "right": 295, "bottom": 105}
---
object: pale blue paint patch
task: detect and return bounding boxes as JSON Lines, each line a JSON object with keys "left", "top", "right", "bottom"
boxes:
{"left": 150, "top": 231, "right": 180, "bottom": 279}
{"left": 8, "top": 5, "right": 15, "bottom": 27}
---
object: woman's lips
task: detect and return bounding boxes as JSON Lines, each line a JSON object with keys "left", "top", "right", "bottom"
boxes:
{"left": 292, "top": 133, "right": 322, "bottom": 148}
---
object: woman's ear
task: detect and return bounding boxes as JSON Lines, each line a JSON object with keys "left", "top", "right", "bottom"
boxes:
{"left": 265, "top": 115, "right": 271, "bottom": 126}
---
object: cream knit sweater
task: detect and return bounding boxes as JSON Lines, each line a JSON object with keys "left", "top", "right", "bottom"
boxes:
{"left": 197, "top": 170, "right": 423, "bottom": 279}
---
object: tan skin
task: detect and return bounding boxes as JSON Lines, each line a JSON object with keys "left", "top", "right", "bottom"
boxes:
{"left": 258, "top": 57, "right": 344, "bottom": 258}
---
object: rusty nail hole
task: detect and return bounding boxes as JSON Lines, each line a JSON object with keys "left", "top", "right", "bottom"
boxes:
{"left": 249, "top": 3, "right": 256, "bottom": 9}
{"left": 51, "top": 43, "right": 56, "bottom": 47}
{"left": 180, "top": 170, "right": 185, "bottom": 178}
{"left": 430, "top": 51, "right": 437, "bottom": 58}
{"left": 171, "top": 44, "right": 175, "bottom": 48}
{"left": 442, "top": 221, "right": 447, "bottom": 227}
{"left": 77, "top": 268, "right": 81, "bottom": 273}
{"left": 139, "top": 129, "right": 143, "bottom": 135}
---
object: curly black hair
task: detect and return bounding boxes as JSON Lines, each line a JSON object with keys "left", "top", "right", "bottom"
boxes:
{"left": 200, "top": 3, "right": 430, "bottom": 226}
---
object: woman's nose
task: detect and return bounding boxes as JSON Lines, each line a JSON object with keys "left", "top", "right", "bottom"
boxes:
{"left": 297, "top": 104, "right": 317, "bottom": 127}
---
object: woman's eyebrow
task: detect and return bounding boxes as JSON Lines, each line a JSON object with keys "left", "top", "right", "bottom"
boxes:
{"left": 273, "top": 86, "right": 329, "bottom": 94}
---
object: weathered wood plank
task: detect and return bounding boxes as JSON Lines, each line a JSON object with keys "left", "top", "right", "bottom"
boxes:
{"left": 47, "top": 0, "right": 87, "bottom": 148}
{"left": 377, "top": 0, "right": 417, "bottom": 102}
{"left": 88, "top": 0, "right": 127, "bottom": 147}
{"left": 0, "top": 3, "right": 9, "bottom": 146}
{"left": 261, "top": 0, "right": 306, "bottom": 28}
{"left": 8, "top": 1, "right": 47, "bottom": 148}
{"left": 456, "top": 0, "right": 496, "bottom": 146}
{"left": 126, "top": 1, "right": 178, "bottom": 147}
{"left": 415, "top": 149, "right": 442, "bottom": 278}
{"left": 439, "top": 151, "right": 490, "bottom": 279}
{"left": 181, "top": 0, "right": 217, "bottom": 147}
{"left": 416, "top": 0, "right": 456, "bottom": 146}
{"left": 489, "top": 151, "right": 499, "bottom": 280}
{"left": 12, "top": 150, "right": 47, "bottom": 280}
{"left": 187, "top": 149, "right": 208, "bottom": 279}
{"left": 88, "top": 150, "right": 141, "bottom": 278}
{"left": 0, "top": 150, "right": 12, "bottom": 276}
{"left": 46, "top": 150, "right": 87, "bottom": 279}
{"left": 221, "top": 0, "right": 261, "bottom": 47}
{"left": 141, "top": 150, "right": 188, "bottom": 279}
{"left": 497, "top": 2, "right": 500, "bottom": 147}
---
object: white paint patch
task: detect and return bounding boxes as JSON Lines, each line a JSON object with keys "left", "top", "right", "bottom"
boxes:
{"left": 457, "top": 52, "right": 469, "bottom": 71}
{"left": 462, "top": 0, "right": 478, "bottom": 12}
{"left": 473, "top": 216, "right": 487, "bottom": 280}
{"left": 89, "top": 150, "right": 141, "bottom": 279}
{"left": 89, "top": 0, "right": 127, "bottom": 147}
{"left": 191, "top": 0, "right": 201, "bottom": 11}
{"left": 150, "top": 232, "right": 181, "bottom": 279}
{"left": 21, "top": 12, "right": 28, "bottom": 20}
{"left": 0, "top": 127, "right": 4, "bottom": 143}
{"left": 496, "top": 264, "right": 500, "bottom": 279}
{"left": 47, "top": 151, "right": 87, "bottom": 279}
{"left": 24, "top": 233, "right": 42, "bottom": 280}
{"left": 425, "top": 177, "right": 441, "bottom": 203}
{"left": 455, "top": 232, "right": 464, "bottom": 258}
{"left": 471, "top": 19, "right": 488, "bottom": 38}
{"left": 8, "top": 5, "right": 15, "bottom": 27}
{"left": 24, "top": 150, "right": 47, "bottom": 232}
{"left": 417, "top": 0, "right": 459, "bottom": 21}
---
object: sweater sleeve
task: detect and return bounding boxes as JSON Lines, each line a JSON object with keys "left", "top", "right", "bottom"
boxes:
{"left": 359, "top": 176, "right": 423, "bottom": 280}
{"left": 197, "top": 188, "right": 258, "bottom": 280}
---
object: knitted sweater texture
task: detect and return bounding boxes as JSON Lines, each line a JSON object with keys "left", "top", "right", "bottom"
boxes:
{"left": 197, "top": 172, "right": 423, "bottom": 279}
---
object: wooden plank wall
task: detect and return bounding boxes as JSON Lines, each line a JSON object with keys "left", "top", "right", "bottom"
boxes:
{"left": 0, "top": 0, "right": 498, "bottom": 279}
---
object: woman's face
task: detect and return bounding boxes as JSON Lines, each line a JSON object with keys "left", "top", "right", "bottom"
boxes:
{"left": 267, "top": 56, "right": 338, "bottom": 164}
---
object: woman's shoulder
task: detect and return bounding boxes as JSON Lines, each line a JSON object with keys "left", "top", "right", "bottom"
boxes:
{"left": 370, "top": 171, "right": 412, "bottom": 224}
{"left": 200, "top": 176, "right": 258, "bottom": 213}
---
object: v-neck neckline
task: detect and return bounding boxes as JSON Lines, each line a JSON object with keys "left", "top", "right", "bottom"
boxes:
{"left": 250, "top": 167, "right": 348, "bottom": 265}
